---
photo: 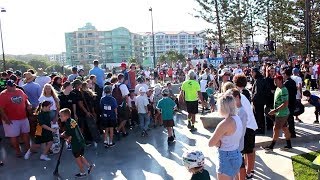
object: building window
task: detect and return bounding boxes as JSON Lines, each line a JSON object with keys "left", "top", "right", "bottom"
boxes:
{"left": 121, "top": 46, "right": 125, "bottom": 50}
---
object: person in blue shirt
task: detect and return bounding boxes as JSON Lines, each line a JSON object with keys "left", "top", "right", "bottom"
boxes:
{"left": 157, "top": 88, "right": 177, "bottom": 143}
{"left": 120, "top": 62, "right": 130, "bottom": 88}
{"left": 100, "top": 85, "right": 118, "bottom": 147}
{"left": 89, "top": 60, "right": 105, "bottom": 88}
{"left": 22, "top": 72, "right": 42, "bottom": 109}
{"left": 303, "top": 90, "right": 320, "bottom": 124}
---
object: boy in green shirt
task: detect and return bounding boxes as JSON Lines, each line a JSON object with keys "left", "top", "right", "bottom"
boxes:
{"left": 157, "top": 88, "right": 177, "bottom": 143}
{"left": 60, "top": 108, "right": 94, "bottom": 178}
{"left": 263, "top": 75, "right": 292, "bottom": 151}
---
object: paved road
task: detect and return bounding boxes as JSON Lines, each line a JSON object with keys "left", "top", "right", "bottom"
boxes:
{"left": 0, "top": 90, "right": 319, "bottom": 180}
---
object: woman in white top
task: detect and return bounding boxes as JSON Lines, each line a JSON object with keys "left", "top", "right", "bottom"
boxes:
{"left": 38, "top": 83, "right": 60, "bottom": 123}
{"left": 209, "top": 93, "right": 243, "bottom": 180}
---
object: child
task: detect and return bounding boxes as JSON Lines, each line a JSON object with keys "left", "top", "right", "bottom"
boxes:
{"left": 128, "top": 90, "right": 139, "bottom": 127}
{"left": 206, "top": 82, "right": 216, "bottom": 112}
{"left": 153, "top": 84, "right": 163, "bottom": 127}
{"left": 182, "top": 150, "right": 210, "bottom": 180}
{"left": 24, "top": 101, "right": 56, "bottom": 161}
{"left": 303, "top": 90, "right": 320, "bottom": 124}
{"left": 100, "top": 85, "right": 117, "bottom": 147}
{"left": 147, "top": 88, "right": 155, "bottom": 127}
{"left": 136, "top": 87, "right": 150, "bottom": 136}
{"left": 156, "top": 88, "right": 176, "bottom": 143}
{"left": 59, "top": 108, "right": 94, "bottom": 178}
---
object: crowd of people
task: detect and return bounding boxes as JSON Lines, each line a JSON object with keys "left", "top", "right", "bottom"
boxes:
{"left": 0, "top": 54, "right": 319, "bottom": 179}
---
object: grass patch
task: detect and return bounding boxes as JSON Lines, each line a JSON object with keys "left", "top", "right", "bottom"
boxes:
{"left": 292, "top": 151, "right": 320, "bottom": 180}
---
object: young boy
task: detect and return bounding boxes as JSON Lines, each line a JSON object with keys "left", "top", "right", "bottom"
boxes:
{"left": 303, "top": 90, "right": 320, "bottom": 124}
{"left": 182, "top": 150, "right": 210, "bottom": 180}
{"left": 156, "top": 88, "right": 176, "bottom": 143}
{"left": 60, "top": 108, "right": 94, "bottom": 178}
{"left": 136, "top": 87, "right": 150, "bottom": 136}
{"left": 100, "top": 85, "right": 117, "bottom": 147}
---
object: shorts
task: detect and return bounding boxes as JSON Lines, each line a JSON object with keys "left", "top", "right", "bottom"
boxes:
{"left": 217, "top": 149, "right": 242, "bottom": 177}
{"left": 186, "top": 101, "right": 198, "bottom": 114}
{"left": 118, "top": 106, "right": 129, "bottom": 121}
{"left": 2, "top": 118, "right": 30, "bottom": 138}
{"left": 209, "top": 97, "right": 216, "bottom": 106}
{"left": 101, "top": 118, "right": 117, "bottom": 128}
{"left": 202, "top": 92, "right": 208, "bottom": 101}
{"left": 163, "top": 120, "right": 174, "bottom": 128}
{"left": 241, "top": 128, "right": 255, "bottom": 154}
{"left": 34, "top": 135, "right": 53, "bottom": 144}
{"left": 274, "top": 116, "right": 289, "bottom": 130}
{"left": 73, "top": 148, "right": 85, "bottom": 158}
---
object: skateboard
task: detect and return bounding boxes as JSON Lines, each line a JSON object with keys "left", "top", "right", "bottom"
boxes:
{"left": 51, "top": 122, "right": 61, "bottom": 154}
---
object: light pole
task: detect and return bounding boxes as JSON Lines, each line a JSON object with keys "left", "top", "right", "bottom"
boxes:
{"left": 149, "top": 7, "right": 156, "bottom": 68}
{"left": 0, "top": 8, "right": 6, "bottom": 71}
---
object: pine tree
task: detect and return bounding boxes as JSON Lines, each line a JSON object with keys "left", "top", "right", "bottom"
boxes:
{"left": 193, "top": 0, "right": 229, "bottom": 51}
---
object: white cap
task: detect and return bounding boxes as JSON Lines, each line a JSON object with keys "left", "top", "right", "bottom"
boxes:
{"left": 139, "top": 87, "right": 146, "bottom": 93}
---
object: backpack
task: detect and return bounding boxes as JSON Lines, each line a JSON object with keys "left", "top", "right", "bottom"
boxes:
{"left": 112, "top": 84, "right": 124, "bottom": 106}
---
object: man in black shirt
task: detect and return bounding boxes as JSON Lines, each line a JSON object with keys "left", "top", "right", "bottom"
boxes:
{"left": 283, "top": 68, "right": 297, "bottom": 138}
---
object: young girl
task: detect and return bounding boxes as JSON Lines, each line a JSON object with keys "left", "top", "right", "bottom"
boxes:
{"left": 24, "top": 101, "right": 56, "bottom": 161}
{"left": 206, "top": 81, "right": 217, "bottom": 112}
{"left": 39, "top": 84, "right": 60, "bottom": 123}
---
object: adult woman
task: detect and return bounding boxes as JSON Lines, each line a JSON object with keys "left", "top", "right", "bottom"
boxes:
{"left": 209, "top": 94, "right": 243, "bottom": 180}
{"left": 38, "top": 83, "right": 60, "bottom": 123}
{"left": 58, "top": 81, "right": 73, "bottom": 115}
{"left": 51, "top": 76, "right": 62, "bottom": 93}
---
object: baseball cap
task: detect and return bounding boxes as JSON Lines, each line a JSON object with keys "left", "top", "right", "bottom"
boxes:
{"left": 292, "top": 68, "right": 299, "bottom": 74}
{"left": 161, "top": 88, "right": 169, "bottom": 95}
{"left": 6, "top": 79, "right": 16, "bottom": 87}
{"left": 120, "top": 62, "right": 127, "bottom": 68}
{"left": 72, "top": 66, "right": 78, "bottom": 71}
{"left": 252, "top": 67, "right": 260, "bottom": 73}
{"left": 139, "top": 87, "right": 146, "bottom": 93}
{"left": 274, "top": 74, "right": 283, "bottom": 81}
{"left": 62, "top": 81, "right": 72, "bottom": 89}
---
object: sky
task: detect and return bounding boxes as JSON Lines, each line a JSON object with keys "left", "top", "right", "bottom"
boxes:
{"left": 1, "top": 0, "right": 217, "bottom": 55}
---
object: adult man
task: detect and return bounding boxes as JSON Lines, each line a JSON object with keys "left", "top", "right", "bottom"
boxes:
{"left": 120, "top": 62, "right": 130, "bottom": 88}
{"left": 68, "top": 66, "right": 78, "bottom": 82}
{"left": 112, "top": 74, "right": 130, "bottom": 137}
{"left": 22, "top": 72, "right": 42, "bottom": 109}
{"left": 34, "top": 68, "right": 51, "bottom": 90}
{"left": 128, "top": 63, "right": 137, "bottom": 90}
{"left": 251, "top": 67, "right": 269, "bottom": 134}
{"left": 233, "top": 64, "right": 243, "bottom": 76}
{"left": 181, "top": 70, "right": 203, "bottom": 132}
{"left": 283, "top": 68, "right": 297, "bottom": 138}
{"left": 0, "top": 80, "right": 31, "bottom": 157}
{"left": 89, "top": 60, "right": 105, "bottom": 89}
{"left": 291, "top": 68, "right": 303, "bottom": 123}
{"left": 263, "top": 75, "right": 292, "bottom": 151}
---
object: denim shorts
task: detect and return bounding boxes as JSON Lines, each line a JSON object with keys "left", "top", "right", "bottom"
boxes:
{"left": 217, "top": 149, "right": 242, "bottom": 177}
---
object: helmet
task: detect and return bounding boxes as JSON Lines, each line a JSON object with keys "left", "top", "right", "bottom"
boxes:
{"left": 182, "top": 150, "right": 205, "bottom": 169}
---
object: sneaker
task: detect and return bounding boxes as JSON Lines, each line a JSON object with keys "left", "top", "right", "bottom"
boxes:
{"left": 75, "top": 173, "right": 87, "bottom": 178}
{"left": 104, "top": 140, "right": 108, "bottom": 145}
{"left": 298, "top": 119, "right": 303, "bottom": 123}
{"left": 67, "top": 143, "right": 72, "bottom": 151}
{"left": 40, "top": 154, "right": 51, "bottom": 161}
{"left": 141, "top": 131, "right": 146, "bottom": 137}
{"left": 167, "top": 136, "right": 174, "bottom": 143}
{"left": 93, "top": 142, "right": 98, "bottom": 148}
{"left": 88, "top": 164, "right": 95, "bottom": 174}
{"left": 262, "top": 146, "right": 273, "bottom": 152}
{"left": 190, "top": 126, "right": 197, "bottom": 132}
{"left": 24, "top": 149, "right": 31, "bottom": 160}
{"left": 187, "top": 121, "right": 191, "bottom": 129}
{"left": 280, "top": 146, "right": 292, "bottom": 151}
{"left": 246, "top": 173, "right": 254, "bottom": 179}
{"left": 122, "top": 132, "right": 129, "bottom": 137}
{"left": 314, "top": 120, "right": 319, "bottom": 124}
{"left": 108, "top": 142, "right": 115, "bottom": 147}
